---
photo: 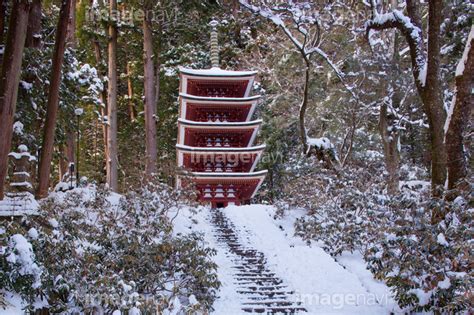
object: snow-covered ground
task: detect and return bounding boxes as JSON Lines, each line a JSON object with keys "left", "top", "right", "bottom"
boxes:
{"left": 2, "top": 200, "right": 400, "bottom": 314}
{"left": 173, "top": 204, "right": 400, "bottom": 314}
{"left": 172, "top": 205, "right": 244, "bottom": 314}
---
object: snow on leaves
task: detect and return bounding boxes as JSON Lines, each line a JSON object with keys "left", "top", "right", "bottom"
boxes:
{"left": 365, "top": 2, "right": 427, "bottom": 87}
{"left": 239, "top": 0, "right": 345, "bottom": 81}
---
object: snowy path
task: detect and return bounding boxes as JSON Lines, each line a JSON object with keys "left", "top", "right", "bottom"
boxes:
{"left": 210, "top": 208, "right": 306, "bottom": 313}
{"left": 174, "top": 204, "right": 398, "bottom": 314}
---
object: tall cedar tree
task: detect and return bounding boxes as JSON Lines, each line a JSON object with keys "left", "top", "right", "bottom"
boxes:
{"left": 106, "top": 0, "right": 119, "bottom": 191}
{"left": 445, "top": 26, "right": 473, "bottom": 190}
{"left": 0, "top": 0, "right": 31, "bottom": 200}
{"left": 143, "top": 0, "right": 158, "bottom": 176}
{"left": 36, "top": 0, "right": 72, "bottom": 198}
{"left": 25, "top": 0, "right": 41, "bottom": 48}
{"left": 379, "top": 0, "right": 401, "bottom": 195}
{"left": 367, "top": 0, "right": 447, "bottom": 198}
{"left": 0, "top": 0, "right": 6, "bottom": 45}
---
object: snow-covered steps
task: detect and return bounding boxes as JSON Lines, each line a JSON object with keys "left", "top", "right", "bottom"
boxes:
{"left": 211, "top": 208, "right": 307, "bottom": 314}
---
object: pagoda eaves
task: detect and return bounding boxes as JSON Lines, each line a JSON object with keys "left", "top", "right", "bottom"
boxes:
{"left": 175, "top": 22, "right": 266, "bottom": 208}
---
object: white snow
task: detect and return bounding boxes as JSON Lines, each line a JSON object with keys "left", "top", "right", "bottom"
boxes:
{"left": 222, "top": 205, "right": 396, "bottom": 314}
{"left": 164, "top": 67, "right": 177, "bottom": 77}
{"left": 74, "top": 108, "right": 84, "bottom": 116}
{"left": 28, "top": 228, "right": 39, "bottom": 240}
{"left": 399, "top": 180, "right": 430, "bottom": 191}
{"left": 12, "top": 122, "right": 24, "bottom": 135}
{"left": 19, "top": 81, "right": 33, "bottom": 91}
{"left": 437, "top": 277, "right": 451, "bottom": 289}
{"left": 10, "top": 182, "right": 33, "bottom": 189}
{"left": 0, "top": 193, "right": 39, "bottom": 216}
{"left": 436, "top": 233, "right": 449, "bottom": 246}
{"left": 307, "top": 137, "right": 334, "bottom": 150}
{"left": 7, "top": 234, "right": 42, "bottom": 289}
{"left": 180, "top": 92, "right": 261, "bottom": 102}
{"left": 188, "top": 294, "right": 198, "bottom": 306}
{"left": 8, "top": 146, "right": 36, "bottom": 162}
{"left": 445, "top": 25, "right": 473, "bottom": 140}
{"left": 171, "top": 206, "right": 243, "bottom": 314}
{"left": 179, "top": 66, "right": 257, "bottom": 77}
{"left": 455, "top": 25, "right": 473, "bottom": 77}
{"left": 173, "top": 204, "right": 399, "bottom": 314}
{"left": 0, "top": 292, "right": 26, "bottom": 315}
{"left": 367, "top": 7, "right": 427, "bottom": 87}
{"left": 418, "top": 62, "right": 427, "bottom": 86}
{"left": 48, "top": 218, "right": 59, "bottom": 228}
{"left": 408, "top": 288, "right": 432, "bottom": 306}
{"left": 337, "top": 251, "right": 401, "bottom": 312}
{"left": 443, "top": 90, "right": 456, "bottom": 138}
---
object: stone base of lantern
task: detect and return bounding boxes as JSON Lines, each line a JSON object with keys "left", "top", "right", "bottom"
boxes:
{"left": 0, "top": 192, "right": 39, "bottom": 216}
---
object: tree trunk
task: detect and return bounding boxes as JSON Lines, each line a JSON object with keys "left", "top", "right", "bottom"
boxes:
{"left": 421, "top": 0, "right": 446, "bottom": 197}
{"left": 367, "top": 0, "right": 447, "bottom": 198}
{"left": 232, "top": 0, "right": 243, "bottom": 47}
{"left": 59, "top": 145, "right": 68, "bottom": 180}
{"left": 106, "top": 0, "right": 118, "bottom": 191}
{"left": 126, "top": 62, "right": 136, "bottom": 121}
{"left": 92, "top": 39, "right": 108, "bottom": 164}
{"left": 58, "top": 132, "right": 75, "bottom": 181}
{"left": 445, "top": 26, "right": 473, "bottom": 190}
{"left": 0, "top": 0, "right": 6, "bottom": 45}
{"left": 0, "top": 0, "right": 30, "bottom": 200}
{"left": 405, "top": 0, "right": 446, "bottom": 195}
{"left": 25, "top": 0, "right": 41, "bottom": 48}
{"left": 380, "top": 1, "right": 400, "bottom": 195}
{"left": 60, "top": 0, "right": 77, "bottom": 183}
{"left": 143, "top": 0, "right": 158, "bottom": 177}
{"left": 299, "top": 58, "right": 310, "bottom": 154}
{"left": 154, "top": 20, "right": 161, "bottom": 135}
{"left": 36, "top": 0, "right": 72, "bottom": 199}
{"left": 66, "top": 0, "right": 76, "bottom": 45}
{"left": 379, "top": 102, "right": 400, "bottom": 195}
{"left": 66, "top": 131, "right": 75, "bottom": 170}
{"left": 341, "top": 111, "right": 356, "bottom": 167}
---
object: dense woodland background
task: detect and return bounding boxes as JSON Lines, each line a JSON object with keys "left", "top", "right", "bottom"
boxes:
{"left": 0, "top": 0, "right": 471, "bottom": 199}
{"left": 0, "top": 0, "right": 472, "bottom": 313}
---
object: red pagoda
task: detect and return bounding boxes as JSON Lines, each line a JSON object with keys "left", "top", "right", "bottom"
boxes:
{"left": 176, "top": 20, "right": 267, "bottom": 208}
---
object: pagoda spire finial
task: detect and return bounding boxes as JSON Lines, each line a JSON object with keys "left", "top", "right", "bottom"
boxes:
{"left": 209, "top": 19, "right": 219, "bottom": 68}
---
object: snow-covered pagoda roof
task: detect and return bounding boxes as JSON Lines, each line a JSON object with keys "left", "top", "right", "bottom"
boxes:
{"left": 176, "top": 144, "right": 266, "bottom": 173}
{"left": 179, "top": 93, "right": 260, "bottom": 122}
{"left": 178, "top": 118, "right": 262, "bottom": 127}
{"left": 179, "top": 66, "right": 257, "bottom": 77}
{"left": 179, "top": 93, "right": 261, "bottom": 102}
{"left": 176, "top": 144, "right": 266, "bottom": 152}
{"left": 177, "top": 118, "right": 262, "bottom": 147}
{"left": 191, "top": 170, "right": 268, "bottom": 178}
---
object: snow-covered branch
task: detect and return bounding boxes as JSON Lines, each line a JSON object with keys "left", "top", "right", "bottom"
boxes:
{"left": 444, "top": 25, "right": 473, "bottom": 137}
{"left": 239, "top": 0, "right": 353, "bottom": 94}
{"left": 239, "top": 1, "right": 304, "bottom": 52}
{"left": 365, "top": 7, "right": 427, "bottom": 87}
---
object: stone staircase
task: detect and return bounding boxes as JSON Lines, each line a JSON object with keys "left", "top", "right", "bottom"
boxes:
{"left": 211, "top": 209, "right": 306, "bottom": 314}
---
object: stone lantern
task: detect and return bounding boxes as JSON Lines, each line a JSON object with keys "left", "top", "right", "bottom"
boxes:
{"left": 0, "top": 145, "right": 38, "bottom": 216}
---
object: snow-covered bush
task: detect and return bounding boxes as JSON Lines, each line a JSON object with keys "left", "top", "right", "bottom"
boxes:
{"left": 0, "top": 228, "right": 43, "bottom": 306}
{"left": 292, "top": 167, "right": 472, "bottom": 313}
{"left": 290, "top": 164, "right": 389, "bottom": 256}
{"left": 294, "top": 189, "right": 388, "bottom": 256}
{"left": 365, "top": 189, "right": 473, "bottom": 313}
{"left": 1, "top": 183, "right": 219, "bottom": 313}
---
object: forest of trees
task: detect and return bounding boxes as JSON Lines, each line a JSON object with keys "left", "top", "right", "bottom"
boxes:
{"left": 0, "top": 0, "right": 471, "bottom": 200}
{"left": 0, "top": 0, "right": 472, "bottom": 313}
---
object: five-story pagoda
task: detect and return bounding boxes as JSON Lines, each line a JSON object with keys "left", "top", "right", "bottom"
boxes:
{"left": 176, "top": 20, "right": 267, "bottom": 208}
